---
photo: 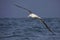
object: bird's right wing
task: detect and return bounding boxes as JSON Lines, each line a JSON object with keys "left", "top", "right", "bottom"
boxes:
{"left": 14, "top": 4, "right": 32, "bottom": 13}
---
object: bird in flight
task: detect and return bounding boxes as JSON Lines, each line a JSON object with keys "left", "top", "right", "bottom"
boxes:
{"left": 14, "top": 4, "right": 55, "bottom": 35}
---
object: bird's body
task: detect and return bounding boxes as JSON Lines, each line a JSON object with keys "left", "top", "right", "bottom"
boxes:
{"left": 28, "top": 13, "right": 41, "bottom": 19}
{"left": 15, "top": 4, "right": 55, "bottom": 35}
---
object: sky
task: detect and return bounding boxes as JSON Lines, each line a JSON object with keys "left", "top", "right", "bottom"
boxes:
{"left": 0, "top": 0, "right": 60, "bottom": 18}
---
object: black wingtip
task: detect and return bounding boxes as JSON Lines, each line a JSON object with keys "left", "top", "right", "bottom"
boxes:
{"left": 38, "top": 18, "right": 56, "bottom": 35}
{"left": 14, "top": 4, "right": 32, "bottom": 13}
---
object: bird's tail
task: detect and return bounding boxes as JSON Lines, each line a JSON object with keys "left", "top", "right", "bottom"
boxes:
{"left": 14, "top": 4, "right": 32, "bottom": 13}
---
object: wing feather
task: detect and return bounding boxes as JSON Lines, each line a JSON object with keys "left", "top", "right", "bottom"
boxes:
{"left": 38, "top": 18, "right": 55, "bottom": 35}
{"left": 14, "top": 4, "right": 32, "bottom": 13}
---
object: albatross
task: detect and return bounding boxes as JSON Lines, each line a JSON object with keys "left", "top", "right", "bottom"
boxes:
{"left": 14, "top": 4, "right": 55, "bottom": 35}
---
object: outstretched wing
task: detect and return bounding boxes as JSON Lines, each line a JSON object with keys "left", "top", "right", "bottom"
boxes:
{"left": 14, "top": 4, "right": 32, "bottom": 13}
{"left": 38, "top": 18, "right": 55, "bottom": 35}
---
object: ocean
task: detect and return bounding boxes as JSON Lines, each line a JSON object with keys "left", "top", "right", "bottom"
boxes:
{"left": 0, "top": 18, "right": 60, "bottom": 40}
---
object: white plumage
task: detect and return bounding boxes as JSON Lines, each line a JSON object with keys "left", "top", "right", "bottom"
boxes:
{"left": 28, "top": 13, "right": 41, "bottom": 18}
{"left": 15, "top": 4, "right": 55, "bottom": 35}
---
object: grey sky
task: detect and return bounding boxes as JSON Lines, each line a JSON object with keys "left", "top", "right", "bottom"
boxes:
{"left": 0, "top": 0, "right": 60, "bottom": 18}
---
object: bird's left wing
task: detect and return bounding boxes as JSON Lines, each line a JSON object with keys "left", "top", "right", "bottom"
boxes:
{"left": 37, "top": 18, "right": 55, "bottom": 35}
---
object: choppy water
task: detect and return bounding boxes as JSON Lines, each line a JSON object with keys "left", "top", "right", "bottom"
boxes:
{"left": 0, "top": 18, "right": 60, "bottom": 40}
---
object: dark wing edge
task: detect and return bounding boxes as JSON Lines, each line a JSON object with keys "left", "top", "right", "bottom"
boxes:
{"left": 38, "top": 18, "right": 56, "bottom": 35}
{"left": 14, "top": 4, "right": 32, "bottom": 13}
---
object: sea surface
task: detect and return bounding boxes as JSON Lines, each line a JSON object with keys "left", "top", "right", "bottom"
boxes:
{"left": 0, "top": 18, "right": 60, "bottom": 40}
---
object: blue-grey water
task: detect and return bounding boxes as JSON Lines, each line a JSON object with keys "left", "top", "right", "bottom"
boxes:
{"left": 0, "top": 18, "right": 60, "bottom": 40}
